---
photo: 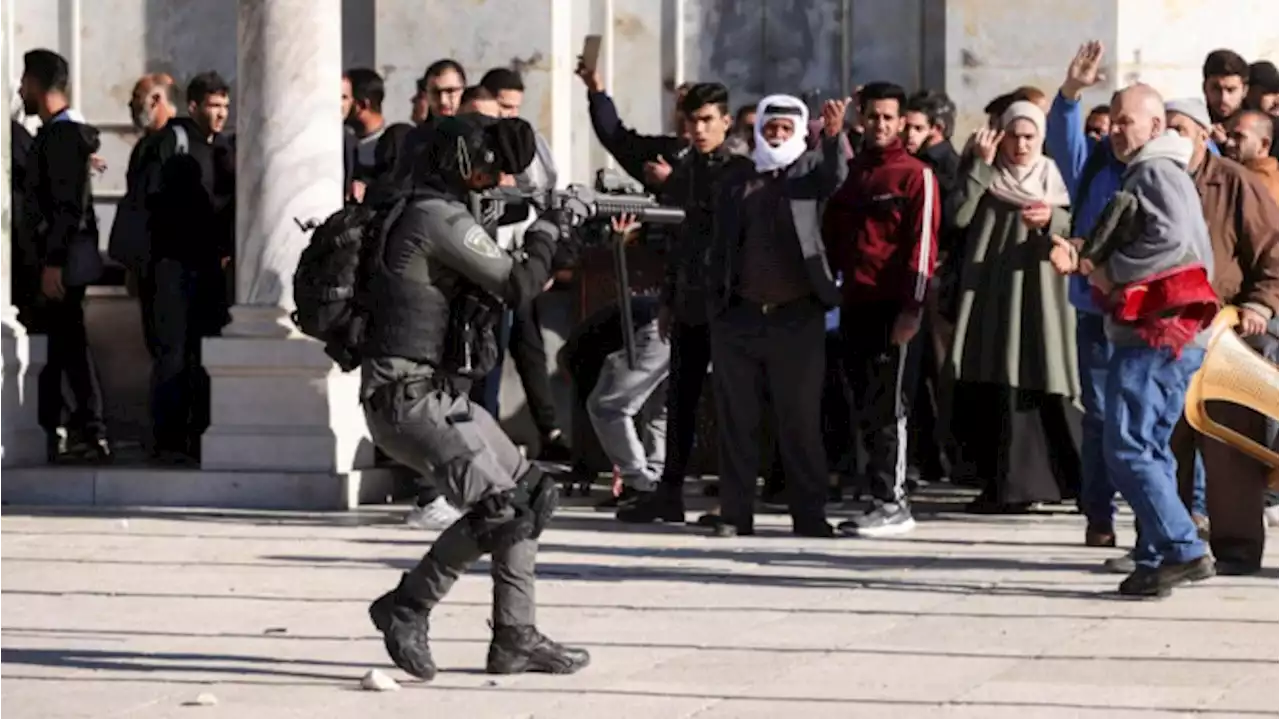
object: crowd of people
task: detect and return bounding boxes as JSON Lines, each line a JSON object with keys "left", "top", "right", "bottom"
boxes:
{"left": 9, "top": 39, "right": 1279, "bottom": 606}
{"left": 560, "top": 43, "right": 1278, "bottom": 599}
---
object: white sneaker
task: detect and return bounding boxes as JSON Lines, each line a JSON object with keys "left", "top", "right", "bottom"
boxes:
{"left": 1264, "top": 504, "right": 1279, "bottom": 528}
{"left": 405, "top": 496, "right": 462, "bottom": 530}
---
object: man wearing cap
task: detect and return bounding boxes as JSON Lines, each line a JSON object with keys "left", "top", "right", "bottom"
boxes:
{"left": 1165, "top": 97, "right": 1280, "bottom": 577}
{"left": 1246, "top": 60, "right": 1278, "bottom": 159}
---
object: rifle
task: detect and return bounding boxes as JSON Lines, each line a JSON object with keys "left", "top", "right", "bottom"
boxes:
{"left": 473, "top": 183, "right": 685, "bottom": 370}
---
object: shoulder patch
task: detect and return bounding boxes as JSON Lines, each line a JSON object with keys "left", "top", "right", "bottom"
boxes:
{"left": 463, "top": 225, "right": 503, "bottom": 259}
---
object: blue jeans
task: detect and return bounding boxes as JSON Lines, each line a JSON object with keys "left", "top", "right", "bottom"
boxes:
{"left": 1076, "top": 312, "right": 1116, "bottom": 529}
{"left": 1189, "top": 448, "right": 1206, "bottom": 517}
{"left": 1104, "top": 345, "right": 1208, "bottom": 569}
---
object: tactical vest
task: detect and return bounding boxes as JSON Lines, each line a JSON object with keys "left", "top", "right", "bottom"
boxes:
{"left": 361, "top": 203, "right": 453, "bottom": 366}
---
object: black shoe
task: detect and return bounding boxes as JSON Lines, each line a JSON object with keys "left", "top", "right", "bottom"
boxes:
{"left": 368, "top": 588, "right": 437, "bottom": 680}
{"left": 838, "top": 501, "right": 916, "bottom": 537}
{"left": 1103, "top": 553, "right": 1136, "bottom": 574}
{"left": 616, "top": 486, "right": 685, "bottom": 524}
{"left": 1118, "top": 555, "right": 1216, "bottom": 598}
{"left": 708, "top": 515, "right": 753, "bottom": 537}
{"left": 83, "top": 438, "right": 113, "bottom": 464}
{"left": 536, "top": 433, "right": 573, "bottom": 464}
{"left": 792, "top": 517, "right": 834, "bottom": 538}
{"left": 1085, "top": 525, "right": 1117, "bottom": 548}
{"left": 596, "top": 486, "right": 645, "bottom": 509}
{"left": 486, "top": 624, "right": 590, "bottom": 675}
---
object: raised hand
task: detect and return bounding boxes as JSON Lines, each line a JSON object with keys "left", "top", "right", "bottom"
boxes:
{"left": 643, "top": 155, "right": 672, "bottom": 186}
{"left": 1063, "top": 41, "right": 1106, "bottom": 100}
{"left": 574, "top": 56, "right": 604, "bottom": 93}
{"left": 821, "top": 96, "right": 852, "bottom": 137}
{"left": 972, "top": 128, "right": 1004, "bottom": 165}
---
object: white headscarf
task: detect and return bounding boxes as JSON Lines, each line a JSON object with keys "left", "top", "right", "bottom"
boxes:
{"left": 986, "top": 100, "right": 1071, "bottom": 207}
{"left": 752, "top": 94, "right": 809, "bottom": 172}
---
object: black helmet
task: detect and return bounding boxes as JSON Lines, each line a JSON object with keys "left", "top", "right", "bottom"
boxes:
{"left": 421, "top": 113, "right": 537, "bottom": 190}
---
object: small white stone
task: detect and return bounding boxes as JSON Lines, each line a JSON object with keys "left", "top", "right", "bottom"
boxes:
{"left": 189, "top": 693, "right": 218, "bottom": 706}
{"left": 118, "top": 519, "right": 129, "bottom": 530}
{"left": 360, "top": 669, "right": 400, "bottom": 691}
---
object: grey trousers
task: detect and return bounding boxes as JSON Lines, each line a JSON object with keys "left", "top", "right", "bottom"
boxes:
{"left": 587, "top": 321, "right": 671, "bottom": 491}
{"left": 364, "top": 378, "right": 537, "bottom": 627}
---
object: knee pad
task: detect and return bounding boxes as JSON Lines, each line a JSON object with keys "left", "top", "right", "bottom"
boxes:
{"left": 517, "top": 465, "right": 559, "bottom": 540}
{"left": 463, "top": 491, "right": 521, "bottom": 553}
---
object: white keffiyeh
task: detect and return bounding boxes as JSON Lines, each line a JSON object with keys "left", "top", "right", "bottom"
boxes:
{"left": 752, "top": 94, "right": 809, "bottom": 172}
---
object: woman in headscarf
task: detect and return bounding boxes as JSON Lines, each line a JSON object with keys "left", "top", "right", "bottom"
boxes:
{"left": 946, "top": 101, "right": 1082, "bottom": 513}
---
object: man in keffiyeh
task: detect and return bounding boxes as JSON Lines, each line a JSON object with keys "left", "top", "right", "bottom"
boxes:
{"left": 700, "top": 93, "right": 850, "bottom": 538}
{"left": 1050, "top": 83, "right": 1220, "bottom": 599}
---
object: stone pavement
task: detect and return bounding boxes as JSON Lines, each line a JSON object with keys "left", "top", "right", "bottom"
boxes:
{"left": 2, "top": 490, "right": 1276, "bottom": 719}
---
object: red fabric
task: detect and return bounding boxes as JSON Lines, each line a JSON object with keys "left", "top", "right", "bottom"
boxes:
{"left": 1091, "top": 264, "right": 1221, "bottom": 356}
{"left": 822, "top": 138, "right": 941, "bottom": 311}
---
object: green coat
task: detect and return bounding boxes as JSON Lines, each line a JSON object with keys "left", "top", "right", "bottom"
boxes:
{"left": 948, "top": 160, "right": 1080, "bottom": 399}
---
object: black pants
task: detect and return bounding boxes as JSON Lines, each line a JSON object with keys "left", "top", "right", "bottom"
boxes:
{"left": 842, "top": 302, "right": 919, "bottom": 505}
{"left": 144, "top": 258, "right": 225, "bottom": 454}
{"left": 659, "top": 319, "right": 712, "bottom": 488}
{"left": 710, "top": 300, "right": 828, "bottom": 525}
{"left": 765, "top": 330, "right": 852, "bottom": 492}
{"left": 509, "top": 296, "right": 559, "bottom": 437}
{"left": 33, "top": 284, "right": 106, "bottom": 440}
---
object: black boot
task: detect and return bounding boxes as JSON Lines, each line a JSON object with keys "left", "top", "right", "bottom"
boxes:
{"left": 368, "top": 581, "right": 437, "bottom": 680}
{"left": 616, "top": 483, "right": 685, "bottom": 524}
{"left": 486, "top": 624, "right": 590, "bottom": 675}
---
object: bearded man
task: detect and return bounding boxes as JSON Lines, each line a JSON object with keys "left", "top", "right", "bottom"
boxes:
{"left": 702, "top": 94, "right": 850, "bottom": 538}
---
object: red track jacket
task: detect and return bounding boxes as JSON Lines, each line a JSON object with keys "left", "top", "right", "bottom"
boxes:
{"left": 822, "top": 138, "right": 941, "bottom": 312}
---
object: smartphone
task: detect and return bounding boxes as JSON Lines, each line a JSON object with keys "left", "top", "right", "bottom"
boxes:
{"left": 581, "top": 35, "right": 603, "bottom": 72}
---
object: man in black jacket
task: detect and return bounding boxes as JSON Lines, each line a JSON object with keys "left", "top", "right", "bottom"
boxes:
{"left": 140, "top": 71, "right": 235, "bottom": 463}
{"left": 574, "top": 58, "right": 689, "bottom": 191}
{"left": 615, "top": 83, "right": 755, "bottom": 525}
{"left": 699, "top": 95, "right": 850, "bottom": 537}
{"left": 18, "top": 49, "right": 109, "bottom": 463}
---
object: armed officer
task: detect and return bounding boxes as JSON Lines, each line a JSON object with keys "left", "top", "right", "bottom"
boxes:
{"left": 362, "top": 113, "right": 588, "bottom": 680}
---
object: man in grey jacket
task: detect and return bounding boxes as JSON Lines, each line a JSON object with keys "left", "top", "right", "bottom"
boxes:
{"left": 1050, "top": 84, "right": 1218, "bottom": 599}
{"left": 701, "top": 94, "right": 850, "bottom": 538}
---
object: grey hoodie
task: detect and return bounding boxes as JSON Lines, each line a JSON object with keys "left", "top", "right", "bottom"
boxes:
{"left": 1080, "top": 131, "right": 1216, "bottom": 347}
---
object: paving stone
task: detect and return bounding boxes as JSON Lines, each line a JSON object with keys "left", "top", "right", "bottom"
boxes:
{"left": 2, "top": 502, "right": 1274, "bottom": 718}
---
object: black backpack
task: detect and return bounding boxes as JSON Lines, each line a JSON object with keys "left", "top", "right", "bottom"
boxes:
{"left": 291, "top": 195, "right": 406, "bottom": 371}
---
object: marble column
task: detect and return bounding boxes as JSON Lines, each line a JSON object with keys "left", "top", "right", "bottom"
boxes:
{"left": 1, "top": 0, "right": 48, "bottom": 467}
{"left": 201, "top": 0, "right": 375, "bottom": 474}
